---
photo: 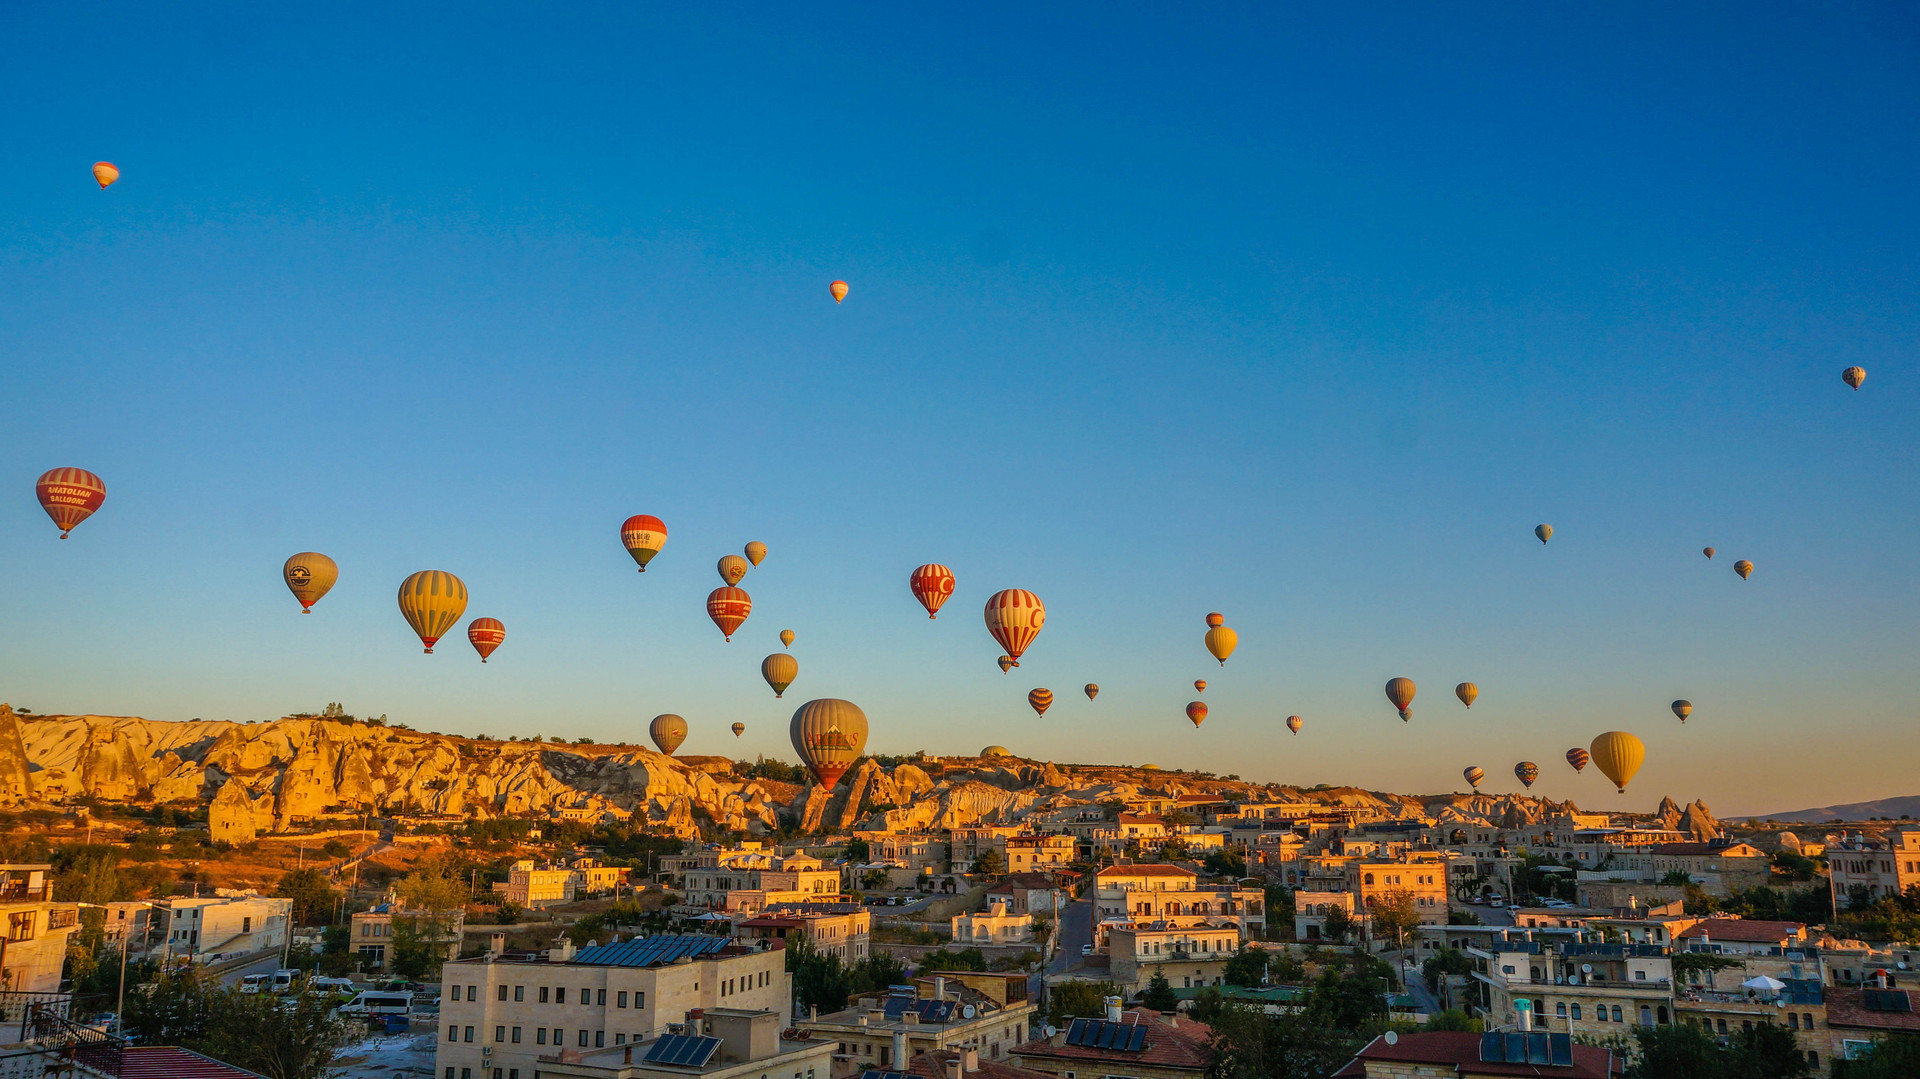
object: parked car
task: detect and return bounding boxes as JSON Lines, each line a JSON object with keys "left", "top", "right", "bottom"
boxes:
{"left": 1081, "top": 944, "right": 1094, "bottom": 956}
{"left": 238, "top": 974, "right": 272, "bottom": 995}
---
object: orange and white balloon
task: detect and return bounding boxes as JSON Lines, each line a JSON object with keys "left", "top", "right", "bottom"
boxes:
{"left": 36, "top": 468, "right": 106, "bottom": 538}
{"left": 984, "top": 589, "right": 1045, "bottom": 667}
{"left": 910, "top": 564, "right": 956, "bottom": 619}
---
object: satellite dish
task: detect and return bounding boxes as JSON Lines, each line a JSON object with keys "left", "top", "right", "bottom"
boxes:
{"left": 1582, "top": 963, "right": 1593, "bottom": 974}
{"left": 1042, "top": 1025, "right": 1057, "bottom": 1038}
{"left": 1568, "top": 975, "right": 1580, "bottom": 985}
{"left": 1385, "top": 1030, "right": 1399, "bottom": 1045}
{"left": 962, "top": 1005, "right": 976, "bottom": 1019}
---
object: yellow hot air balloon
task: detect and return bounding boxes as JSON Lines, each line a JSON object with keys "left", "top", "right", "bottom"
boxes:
{"left": 1535, "top": 524, "right": 1553, "bottom": 544}
{"left": 397, "top": 570, "right": 468, "bottom": 653}
{"left": 649, "top": 714, "right": 688, "bottom": 756}
{"left": 1028, "top": 688, "right": 1054, "bottom": 716}
{"left": 762, "top": 653, "right": 798, "bottom": 698}
{"left": 1463, "top": 766, "right": 1484, "bottom": 790}
{"left": 283, "top": 552, "right": 339, "bottom": 613}
{"left": 744, "top": 541, "right": 768, "bottom": 566}
{"left": 1385, "top": 677, "right": 1416, "bottom": 721}
{"left": 1194, "top": 680, "right": 1207, "bottom": 694}
{"left": 1589, "top": 731, "right": 1645, "bottom": 793}
{"left": 1084, "top": 683, "right": 1099, "bottom": 700}
{"left": 1286, "top": 715, "right": 1303, "bottom": 734}
{"left": 1843, "top": 366, "right": 1866, "bottom": 390}
{"left": 731, "top": 722, "right": 746, "bottom": 738}
{"left": 1734, "top": 560, "right": 1754, "bottom": 580}
{"left": 1204, "top": 623, "right": 1238, "bottom": 666}
{"left": 718, "top": 554, "right": 750, "bottom": 586}
{"left": 997, "top": 655, "right": 1015, "bottom": 673}
{"left": 790, "top": 698, "right": 868, "bottom": 788}
{"left": 780, "top": 629, "right": 795, "bottom": 649}
{"left": 1455, "top": 682, "right": 1478, "bottom": 708}
{"left": 829, "top": 280, "right": 849, "bottom": 303}
{"left": 92, "top": 162, "right": 119, "bottom": 189}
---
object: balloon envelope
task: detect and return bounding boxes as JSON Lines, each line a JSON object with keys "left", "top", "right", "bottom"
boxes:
{"left": 1385, "top": 677, "right": 1416, "bottom": 721}
{"left": 621, "top": 515, "right": 668, "bottom": 571}
{"left": 1566, "top": 748, "right": 1590, "bottom": 773}
{"left": 1703, "top": 547, "right": 1715, "bottom": 559}
{"left": 1590, "top": 731, "right": 1646, "bottom": 793}
{"left": 397, "top": 571, "right": 468, "bottom": 653}
{"left": 984, "top": 589, "right": 1046, "bottom": 665}
{"left": 829, "top": 280, "right": 849, "bottom": 303}
{"left": 731, "top": 722, "right": 746, "bottom": 738}
{"left": 1734, "top": 560, "right": 1754, "bottom": 580}
{"left": 1186, "top": 701, "right": 1208, "bottom": 727}
{"left": 1194, "top": 680, "right": 1207, "bottom": 694}
{"left": 467, "top": 618, "right": 505, "bottom": 662}
{"left": 780, "top": 629, "right": 795, "bottom": 649}
{"left": 1671, "top": 700, "right": 1692, "bottom": 723}
{"left": 707, "top": 587, "right": 752, "bottom": 640}
{"left": 92, "top": 162, "right": 119, "bottom": 189}
{"left": 1028, "top": 688, "right": 1054, "bottom": 716}
{"left": 718, "top": 554, "right": 750, "bottom": 586}
{"left": 1455, "top": 682, "right": 1478, "bottom": 708}
{"left": 1843, "top": 366, "right": 1866, "bottom": 390}
{"left": 1463, "top": 766, "right": 1484, "bottom": 789}
{"left": 36, "top": 467, "right": 106, "bottom": 538}
{"left": 1514, "top": 761, "right": 1539, "bottom": 789}
{"left": 1204, "top": 626, "right": 1237, "bottom": 666}
{"left": 997, "top": 655, "right": 1015, "bottom": 673}
{"left": 1205, "top": 612, "right": 1224, "bottom": 628}
{"left": 790, "top": 698, "right": 868, "bottom": 787}
{"left": 649, "top": 714, "right": 688, "bottom": 756}
{"left": 910, "top": 564, "right": 956, "bottom": 619}
{"left": 744, "top": 541, "right": 768, "bottom": 566}
{"left": 1286, "top": 715, "right": 1303, "bottom": 734}
{"left": 1084, "top": 684, "right": 1099, "bottom": 700}
{"left": 283, "top": 552, "right": 338, "bottom": 613}
{"left": 1535, "top": 524, "right": 1553, "bottom": 544}
{"left": 762, "top": 653, "right": 798, "bottom": 698}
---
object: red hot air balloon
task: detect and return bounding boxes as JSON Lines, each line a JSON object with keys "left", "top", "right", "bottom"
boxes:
{"left": 706, "top": 587, "right": 752, "bottom": 641}
{"left": 910, "top": 564, "right": 956, "bottom": 619}
{"left": 36, "top": 468, "right": 106, "bottom": 538}
{"left": 1186, "top": 701, "right": 1208, "bottom": 727}
{"left": 1566, "top": 748, "right": 1590, "bottom": 773}
{"left": 1206, "top": 612, "right": 1225, "bottom": 628}
{"left": 467, "top": 618, "right": 505, "bottom": 662}
{"left": 984, "top": 589, "right": 1046, "bottom": 667}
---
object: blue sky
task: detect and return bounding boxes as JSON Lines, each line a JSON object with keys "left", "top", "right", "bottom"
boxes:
{"left": 2, "top": 4, "right": 1916, "bottom": 815}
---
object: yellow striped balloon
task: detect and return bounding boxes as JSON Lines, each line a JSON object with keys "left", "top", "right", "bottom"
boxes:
{"left": 283, "top": 552, "right": 339, "bottom": 613}
{"left": 397, "top": 570, "right": 468, "bottom": 653}
{"left": 1205, "top": 625, "right": 1237, "bottom": 666}
{"left": 984, "top": 589, "right": 1046, "bottom": 666}
{"left": 789, "top": 698, "right": 868, "bottom": 788}
{"left": 762, "top": 653, "right": 798, "bottom": 698}
{"left": 1028, "top": 688, "right": 1053, "bottom": 716}
{"left": 650, "top": 714, "right": 688, "bottom": 756}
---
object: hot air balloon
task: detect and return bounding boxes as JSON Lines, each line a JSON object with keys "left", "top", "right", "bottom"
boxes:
{"left": 707, "top": 587, "right": 752, "bottom": 641}
{"left": 92, "top": 163, "right": 119, "bottom": 189}
{"left": 1734, "top": 560, "right": 1753, "bottom": 580}
{"left": 1194, "top": 680, "right": 1207, "bottom": 694}
{"left": 1028, "top": 688, "right": 1054, "bottom": 716}
{"left": 1590, "top": 731, "right": 1645, "bottom": 793}
{"left": 1186, "top": 701, "right": 1208, "bottom": 727}
{"left": 829, "top": 280, "right": 849, "bottom": 304}
{"left": 731, "top": 722, "right": 746, "bottom": 738}
{"left": 984, "top": 589, "right": 1046, "bottom": 666}
{"left": 283, "top": 552, "right": 338, "bottom": 613}
{"left": 1385, "top": 677, "right": 1416, "bottom": 721}
{"left": 1514, "top": 761, "right": 1539, "bottom": 789}
{"left": 762, "top": 653, "right": 798, "bottom": 698}
{"left": 998, "top": 655, "right": 1015, "bottom": 673}
{"left": 1204, "top": 618, "right": 1237, "bottom": 666}
{"left": 718, "top": 554, "right": 750, "bottom": 586}
{"left": 1286, "top": 715, "right": 1303, "bottom": 735}
{"left": 790, "top": 698, "right": 868, "bottom": 788}
{"left": 1566, "top": 748, "right": 1590, "bottom": 773}
{"left": 1084, "top": 684, "right": 1099, "bottom": 700}
{"left": 1455, "top": 682, "right": 1478, "bottom": 708}
{"left": 1671, "top": 700, "right": 1692, "bottom": 723}
{"left": 35, "top": 468, "right": 106, "bottom": 538}
{"left": 649, "top": 714, "right": 688, "bottom": 756}
{"left": 621, "top": 515, "right": 668, "bottom": 572}
{"left": 1463, "top": 766, "right": 1485, "bottom": 790}
{"left": 780, "top": 629, "right": 795, "bottom": 649}
{"left": 744, "top": 541, "right": 768, "bottom": 566}
{"left": 467, "top": 618, "right": 505, "bottom": 662}
{"left": 397, "top": 571, "right": 468, "bottom": 653}
{"left": 1844, "top": 366, "right": 1866, "bottom": 390}
{"left": 910, "top": 564, "right": 956, "bottom": 619}
{"left": 1535, "top": 524, "right": 1553, "bottom": 544}
{"left": 1703, "top": 547, "right": 1715, "bottom": 559}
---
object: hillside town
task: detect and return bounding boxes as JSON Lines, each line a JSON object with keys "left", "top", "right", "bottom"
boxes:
{"left": 0, "top": 713, "right": 1915, "bottom": 1079}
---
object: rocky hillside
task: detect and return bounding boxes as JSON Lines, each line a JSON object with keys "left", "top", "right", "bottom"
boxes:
{"left": 0, "top": 706, "right": 1717, "bottom": 842}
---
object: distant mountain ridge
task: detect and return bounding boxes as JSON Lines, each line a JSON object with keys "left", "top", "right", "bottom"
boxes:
{"left": 1758, "top": 795, "right": 1920, "bottom": 822}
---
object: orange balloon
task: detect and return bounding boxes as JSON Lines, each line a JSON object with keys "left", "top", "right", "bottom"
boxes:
{"left": 830, "top": 280, "right": 850, "bottom": 303}
{"left": 92, "top": 162, "right": 119, "bottom": 189}
{"left": 1205, "top": 612, "right": 1225, "bottom": 628}
{"left": 467, "top": 618, "right": 505, "bottom": 663}
{"left": 1194, "top": 680, "right": 1207, "bottom": 693}
{"left": 36, "top": 468, "right": 106, "bottom": 538}
{"left": 1186, "top": 701, "right": 1208, "bottom": 727}
{"left": 706, "top": 587, "right": 752, "bottom": 641}
{"left": 1286, "top": 715, "right": 1303, "bottom": 734}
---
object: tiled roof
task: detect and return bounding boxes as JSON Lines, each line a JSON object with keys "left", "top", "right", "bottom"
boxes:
{"left": 906, "top": 1050, "right": 1052, "bottom": 1078}
{"left": 1011, "top": 1009, "right": 1211, "bottom": 1073}
{"left": 1330, "top": 1031, "right": 1619, "bottom": 1078}
{"left": 1097, "top": 863, "right": 1197, "bottom": 878}
{"left": 1825, "top": 987, "right": 1920, "bottom": 1032}
{"left": 1677, "top": 919, "right": 1806, "bottom": 943}
{"left": 121, "top": 1047, "right": 270, "bottom": 1079}
{"left": 1117, "top": 813, "right": 1166, "bottom": 825}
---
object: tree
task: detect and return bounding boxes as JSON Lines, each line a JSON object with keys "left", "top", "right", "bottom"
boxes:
{"left": 1839, "top": 1037, "right": 1920, "bottom": 1079}
{"left": 1422, "top": 947, "right": 1475, "bottom": 992}
{"left": 1141, "top": 971, "right": 1179, "bottom": 1012}
{"left": 1302, "top": 958, "right": 1388, "bottom": 1030}
{"left": 1320, "top": 906, "right": 1355, "bottom": 943}
{"left": 919, "top": 948, "right": 989, "bottom": 972}
{"left": 272, "top": 869, "right": 341, "bottom": 927}
{"left": 1204, "top": 847, "right": 1247, "bottom": 878}
{"left": 1422, "top": 1009, "right": 1480, "bottom": 1031}
{"left": 1201, "top": 1003, "right": 1367, "bottom": 1079}
{"left": 1046, "top": 979, "right": 1124, "bottom": 1026}
{"left": 1661, "top": 870, "right": 1696, "bottom": 886}
{"left": 785, "top": 936, "right": 852, "bottom": 1015}
{"left": 1366, "top": 889, "right": 1421, "bottom": 946}
{"left": 1223, "top": 945, "right": 1269, "bottom": 988}
{"left": 123, "top": 971, "right": 352, "bottom": 1079}
{"left": 843, "top": 838, "right": 871, "bottom": 862}
{"left": 1268, "top": 949, "right": 1306, "bottom": 984}
{"left": 396, "top": 859, "right": 470, "bottom": 915}
{"left": 1723, "top": 1021, "right": 1812, "bottom": 1079}
{"left": 971, "top": 849, "right": 1005, "bottom": 876}
{"left": 1625, "top": 1024, "right": 1726, "bottom": 1079}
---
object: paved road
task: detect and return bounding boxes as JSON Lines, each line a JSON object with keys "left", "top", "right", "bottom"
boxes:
{"left": 210, "top": 950, "right": 284, "bottom": 988}
{"left": 1047, "top": 896, "right": 1093, "bottom": 976}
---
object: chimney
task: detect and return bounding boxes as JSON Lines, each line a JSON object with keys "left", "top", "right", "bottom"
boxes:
{"left": 488, "top": 932, "right": 506, "bottom": 957}
{"left": 935, "top": 976, "right": 946, "bottom": 1000}
{"left": 963, "top": 1048, "right": 979, "bottom": 1072}
{"left": 944, "top": 1059, "right": 963, "bottom": 1079}
{"left": 892, "top": 1030, "right": 907, "bottom": 1066}
{"left": 1105, "top": 996, "right": 1123, "bottom": 1023}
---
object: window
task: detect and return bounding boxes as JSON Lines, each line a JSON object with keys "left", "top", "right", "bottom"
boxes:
{"left": 494, "top": 1027, "right": 504, "bottom": 1042}
{"left": 1789, "top": 1013, "right": 1799, "bottom": 1029}
{"left": 1570, "top": 1004, "right": 1581, "bottom": 1021}
{"left": 1635, "top": 971, "right": 1646, "bottom": 981}
{"left": 1556, "top": 1003, "right": 1567, "bottom": 1017}
{"left": 635, "top": 992, "right": 645, "bottom": 1009}
{"left": 464, "top": 1027, "right": 474, "bottom": 1043}
{"left": 498, "top": 985, "right": 507, "bottom": 1002}
{"left": 578, "top": 1031, "right": 588, "bottom": 1047}
{"left": 1502, "top": 966, "right": 1515, "bottom": 975}
{"left": 493, "top": 1071, "right": 501, "bottom": 1079}
{"left": 539, "top": 987, "right": 550, "bottom": 1003}
{"left": 447, "top": 1027, "right": 458, "bottom": 1043}
{"left": 555, "top": 988, "right": 566, "bottom": 1004}
{"left": 536, "top": 1030, "right": 547, "bottom": 1046}
{"left": 618, "top": 992, "right": 627, "bottom": 1008}
{"left": 458, "top": 1070, "right": 469, "bottom": 1079}
{"left": 595, "top": 1032, "right": 605, "bottom": 1048}
{"left": 581, "top": 987, "right": 591, "bottom": 1002}
{"left": 614, "top": 1034, "right": 624, "bottom": 1045}
{"left": 243, "top": 917, "right": 252, "bottom": 933}
{"left": 511, "top": 1028, "right": 521, "bottom": 1044}
{"left": 1807, "top": 1052, "right": 1817, "bottom": 1067}
{"left": 1803, "top": 1013, "right": 1814, "bottom": 1029}
{"left": 515, "top": 986, "right": 524, "bottom": 1002}
{"left": 1612, "top": 1007, "right": 1623, "bottom": 1023}
{"left": 445, "top": 1070, "right": 455, "bottom": 1079}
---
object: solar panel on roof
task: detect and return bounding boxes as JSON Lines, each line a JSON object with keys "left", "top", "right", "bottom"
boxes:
{"left": 1550, "top": 1034, "right": 1573, "bottom": 1066}
{"left": 1127, "top": 1025, "right": 1148, "bottom": 1051}
{"left": 572, "top": 934, "right": 728, "bottom": 968}
{"left": 1863, "top": 988, "right": 1913, "bottom": 1013}
{"left": 1062, "top": 1019, "right": 1146, "bottom": 1052}
{"left": 642, "top": 1034, "right": 720, "bottom": 1067}
{"left": 1526, "top": 1032, "right": 1550, "bottom": 1064}
{"left": 1480, "top": 1032, "right": 1504, "bottom": 1062}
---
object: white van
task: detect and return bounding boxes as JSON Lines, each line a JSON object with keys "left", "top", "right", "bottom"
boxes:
{"left": 338, "top": 991, "right": 413, "bottom": 1017}
{"left": 271, "top": 969, "right": 300, "bottom": 993}
{"left": 238, "top": 974, "right": 272, "bottom": 995}
{"left": 310, "top": 976, "right": 356, "bottom": 995}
